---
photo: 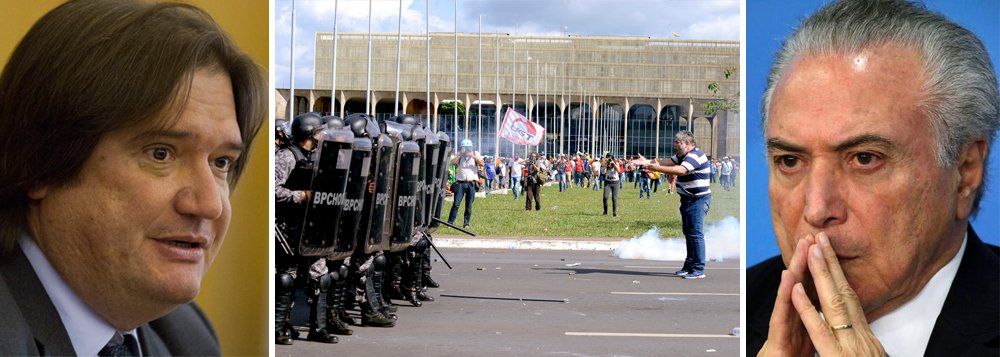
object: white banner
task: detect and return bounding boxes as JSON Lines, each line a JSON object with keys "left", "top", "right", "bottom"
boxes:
{"left": 498, "top": 108, "right": 545, "bottom": 146}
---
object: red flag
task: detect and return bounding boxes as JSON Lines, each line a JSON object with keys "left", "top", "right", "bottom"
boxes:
{"left": 498, "top": 108, "right": 545, "bottom": 146}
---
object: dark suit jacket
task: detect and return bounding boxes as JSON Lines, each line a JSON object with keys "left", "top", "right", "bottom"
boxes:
{"left": 0, "top": 244, "right": 220, "bottom": 356}
{"left": 747, "top": 228, "right": 999, "bottom": 356}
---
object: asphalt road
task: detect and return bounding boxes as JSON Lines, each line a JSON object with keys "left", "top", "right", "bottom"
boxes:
{"left": 277, "top": 248, "right": 740, "bottom": 357}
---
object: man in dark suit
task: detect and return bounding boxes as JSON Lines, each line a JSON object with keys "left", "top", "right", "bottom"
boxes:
{"left": 0, "top": 1, "right": 265, "bottom": 355}
{"left": 749, "top": 0, "right": 999, "bottom": 356}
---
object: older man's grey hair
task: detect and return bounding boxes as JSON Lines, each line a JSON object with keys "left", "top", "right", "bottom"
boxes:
{"left": 675, "top": 130, "right": 696, "bottom": 145}
{"left": 761, "top": 0, "right": 1000, "bottom": 216}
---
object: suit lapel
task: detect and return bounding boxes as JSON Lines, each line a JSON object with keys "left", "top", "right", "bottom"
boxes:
{"left": 924, "top": 228, "right": 1000, "bottom": 356}
{"left": 137, "top": 324, "right": 171, "bottom": 356}
{"left": 0, "top": 246, "right": 75, "bottom": 356}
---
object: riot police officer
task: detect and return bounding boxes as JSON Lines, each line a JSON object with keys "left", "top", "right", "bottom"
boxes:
{"left": 275, "top": 112, "right": 338, "bottom": 345}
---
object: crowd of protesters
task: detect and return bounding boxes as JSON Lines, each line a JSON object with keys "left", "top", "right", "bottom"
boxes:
{"left": 442, "top": 150, "right": 739, "bottom": 202}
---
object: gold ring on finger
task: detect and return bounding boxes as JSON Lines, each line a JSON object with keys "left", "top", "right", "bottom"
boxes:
{"left": 830, "top": 323, "right": 853, "bottom": 330}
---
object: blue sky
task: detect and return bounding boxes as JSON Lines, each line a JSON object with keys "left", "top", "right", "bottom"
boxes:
{"left": 274, "top": 0, "right": 740, "bottom": 89}
{"left": 746, "top": 0, "right": 1000, "bottom": 265}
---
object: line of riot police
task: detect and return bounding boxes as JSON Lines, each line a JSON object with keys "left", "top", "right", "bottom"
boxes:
{"left": 275, "top": 112, "right": 453, "bottom": 345}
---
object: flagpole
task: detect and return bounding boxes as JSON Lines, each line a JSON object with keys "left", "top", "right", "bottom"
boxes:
{"left": 426, "top": 0, "right": 432, "bottom": 130}
{"left": 476, "top": 15, "right": 483, "bottom": 152}
{"left": 394, "top": 0, "right": 402, "bottom": 117}
{"left": 494, "top": 29, "right": 500, "bottom": 159}
{"left": 288, "top": 0, "right": 295, "bottom": 119}
{"left": 330, "top": 0, "right": 339, "bottom": 117}
{"left": 365, "top": 0, "right": 373, "bottom": 115}
{"left": 524, "top": 49, "right": 529, "bottom": 158}
{"left": 453, "top": 0, "right": 459, "bottom": 147}
{"left": 511, "top": 39, "right": 516, "bottom": 158}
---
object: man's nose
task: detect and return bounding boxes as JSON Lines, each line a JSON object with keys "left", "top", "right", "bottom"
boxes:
{"left": 801, "top": 161, "right": 846, "bottom": 228}
{"left": 174, "top": 163, "right": 226, "bottom": 220}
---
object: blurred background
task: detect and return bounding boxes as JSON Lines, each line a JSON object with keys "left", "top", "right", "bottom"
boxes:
{"left": 0, "top": 1, "right": 269, "bottom": 355}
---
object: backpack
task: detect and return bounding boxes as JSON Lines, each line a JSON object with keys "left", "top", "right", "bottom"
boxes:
{"left": 533, "top": 162, "right": 548, "bottom": 183}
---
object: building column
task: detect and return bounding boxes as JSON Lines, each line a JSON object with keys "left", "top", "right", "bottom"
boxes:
{"left": 654, "top": 98, "right": 662, "bottom": 158}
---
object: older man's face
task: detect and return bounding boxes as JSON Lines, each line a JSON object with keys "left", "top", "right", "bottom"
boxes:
{"left": 765, "top": 44, "right": 966, "bottom": 319}
{"left": 29, "top": 69, "right": 241, "bottom": 328}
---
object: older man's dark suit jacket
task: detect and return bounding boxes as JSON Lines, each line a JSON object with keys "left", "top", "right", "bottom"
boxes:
{"left": 747, "top": 228, "right": 999, "bottom": 356}
{"left": 0, "top": 244, "right": 221, "bottom": 356}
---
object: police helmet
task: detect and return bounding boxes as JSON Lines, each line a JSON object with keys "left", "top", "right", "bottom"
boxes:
{"left": 291, "top": 112, "right": 324, "bottom": 142}
{"left": 344, "top": 113, "right": 371, "bottom": 136}
{"left": 394, "top": 114, "right": 421, "bottom": 126}
{"left": 322, "top": 115, "right": 345, "bottom": 129}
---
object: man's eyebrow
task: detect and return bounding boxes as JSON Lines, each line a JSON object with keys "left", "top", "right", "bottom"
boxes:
{"left": 130, "top": 129, "right": 245, "bottom": 152}
{"left": 765, "top": 138, "right": 806, "bottom": 153}
{"left": 832, "top": 134, "right": 895, "bottom": 152}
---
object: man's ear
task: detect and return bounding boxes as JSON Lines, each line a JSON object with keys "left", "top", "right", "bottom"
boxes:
{"left": 955, "top": 139, "right": 987, "bottom": 221}
{"left": 27, "top": 182, "right": 50, "bottom": 200}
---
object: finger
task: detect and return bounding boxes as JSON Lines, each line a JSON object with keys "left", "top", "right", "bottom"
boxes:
{"left": 791, "top": 282, "right": 840, "bottom": 356}
{"left": 807, "top": 243, "right": 854, "bottom": 331}
{"left": 787, "top": 235, "right": 814, "bottom": 281}
{"left": 766, "top": 270, "right": 798, "bottom": 348}
{"left": 816, "top": 232, "right": 866, "bottom": 324}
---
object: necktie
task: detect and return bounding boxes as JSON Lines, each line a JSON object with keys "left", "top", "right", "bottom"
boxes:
{"left": 98, "top": 332, "right": 139, "bottom": 357}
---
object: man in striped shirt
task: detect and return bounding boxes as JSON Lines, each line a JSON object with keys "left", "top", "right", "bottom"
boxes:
{"left": 633, "top": 131, "right": 712, "bottom": 279}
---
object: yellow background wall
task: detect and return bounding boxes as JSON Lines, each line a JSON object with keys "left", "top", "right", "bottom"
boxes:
{"left": 1, "top": 1, "right": 269, "bottom": 355}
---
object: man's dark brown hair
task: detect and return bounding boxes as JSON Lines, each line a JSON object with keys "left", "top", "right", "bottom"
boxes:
{"left": 0, "top": 0, "right": 266, "bottom": 255}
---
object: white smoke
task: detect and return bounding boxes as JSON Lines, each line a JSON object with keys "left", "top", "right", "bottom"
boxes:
{"left": 612, "top": 216, "right": 740, "bottom": 261}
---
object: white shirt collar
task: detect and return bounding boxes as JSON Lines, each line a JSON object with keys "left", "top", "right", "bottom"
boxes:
{"left": 19, "top": 233, "right": 142, "bottom": 356}
{"left": 868, "top": 232, "right": 967, "bottom": 357}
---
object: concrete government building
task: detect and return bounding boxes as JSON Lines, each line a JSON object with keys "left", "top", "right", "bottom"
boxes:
{"left": 277, "top": 32, "right": 739, "bottom": 159}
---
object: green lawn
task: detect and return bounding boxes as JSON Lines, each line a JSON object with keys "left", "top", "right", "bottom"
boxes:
{"left": 435, "top": 178, "right": 739, "bottom": 239}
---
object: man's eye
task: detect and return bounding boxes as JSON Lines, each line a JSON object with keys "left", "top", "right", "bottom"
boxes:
{"left": 214, "top": 157, "right": 234, "bottom": 171}
{"left": 149, "top": 147, "right": 172, "bottom": 162}
{"left": 850, "top": 152, "right": 882, "bottom": 168}
{"left": 775, "top": 155, "right": 799, "bottom": 169}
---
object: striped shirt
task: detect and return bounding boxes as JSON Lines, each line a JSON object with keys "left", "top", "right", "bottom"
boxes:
{"left": 670, "top": 147, "right": 711, "bottom": 197}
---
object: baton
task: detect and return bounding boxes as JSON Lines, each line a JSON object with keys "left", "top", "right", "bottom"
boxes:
{"left": 432, "top": 217, "right": 477, "bottom": 236}
{"left": 426, "top": 237, "right": 453, "bottom": 270}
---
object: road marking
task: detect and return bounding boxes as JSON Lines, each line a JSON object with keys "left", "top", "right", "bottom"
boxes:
{"left": 565, "top": 332, "right": 737, "bottom": 338}
{"left": 623, "top": 266, "right": 739, "bottom": 270}
{"left": 611, "top": 292, "right": 739, "bottom": 296}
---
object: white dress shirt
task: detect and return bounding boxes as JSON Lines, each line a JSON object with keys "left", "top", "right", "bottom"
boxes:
{"left": 20, "top": 234, "right": 142, "bottom": 356}
{"left": 869, "top": 233, "right": 967, "bottom": 357}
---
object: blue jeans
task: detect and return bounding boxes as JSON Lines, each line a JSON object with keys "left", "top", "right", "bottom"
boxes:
{"left": 638, "top": 177, "right": 651, "bottom": 198}
{"left": 557, "top": 172, "right": 567, "bottom": 191}
{"left": 485, "top": 178, "right": 493, "bottom": 194}
{"left": 447, "top": 181, "right": 476, "bottom": 226}
{"left": 680, "top": 194, "right": 711, "bottom": 273}
{"left": 511, "top": 177, "right": 521, "bottom": 200}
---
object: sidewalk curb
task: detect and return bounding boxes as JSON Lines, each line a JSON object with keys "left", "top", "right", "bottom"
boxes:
{"left": 434, "top": 237, "right": 618, "bottom": 251}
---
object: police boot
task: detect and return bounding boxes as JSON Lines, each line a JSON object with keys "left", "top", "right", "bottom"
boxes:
{"left": 325, "top": 268, "right": 354, "bottom": 335}
{"left": 361, "top": 263, "right": 396, "bottom": 329}
{"left": 421, "top": 248, "right": 440, "bottom": 288}
{"left": 306, "top": 274, "right": 338, "bottom": 344}
{"left": 372, "top": 254, "right": 398, "bottom": 316}
{"left": 400, "top": 255, "right": 422, "bottom": 307}
{"left": 275, "top": 273, "right": 295, "bottom": 345}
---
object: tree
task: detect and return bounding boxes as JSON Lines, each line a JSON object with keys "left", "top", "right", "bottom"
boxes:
{"left": 439, "top": 101, "right": 466, "bottom": 116}
{"left": 704, "top": 67, "right": 739, "bottom": 116}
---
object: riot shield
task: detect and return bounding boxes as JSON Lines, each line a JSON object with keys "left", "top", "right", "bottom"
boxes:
{"left": 298, "top": 128, "right": 354, "bottom": 257}
{"left": 328, "top": 136, "right": 372, "bottom": 261}
{"left": 359, "top": 131, "right": 395, "bottom": 254}
{"left": 389, "top": 140, "right": 421, "bottom": 252}
{"left": 421, "top": 131, "right": 440, "bottom": 230}
{"left": 410, "top": 126, "right": 428, "bottom": 235}
{"left": 427, "top": 132, "right": 450, "bottom": 233}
